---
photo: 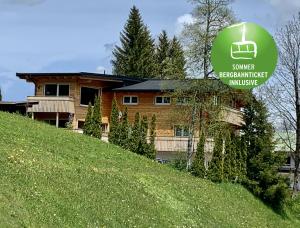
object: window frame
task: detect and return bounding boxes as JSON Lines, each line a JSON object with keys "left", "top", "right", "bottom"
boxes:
{"left": 123, "top": 95, "right": 139, "bottom": 105}
{"left": 80, "top": 86, "right": 101, "bottom": 107}
{"left": 176, "top": 97, "right": 190, "bottom": 105}
{"left": 44, "top": 83, "right": 70, "bottom": 97}
{"left": 155, "top": 96, "right": 171, "bottom": 105}
{"left": 174, "top": 125, "right": 190, "bottom": 137}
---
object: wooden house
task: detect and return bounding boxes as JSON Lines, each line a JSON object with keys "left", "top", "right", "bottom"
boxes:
{"left": 17, "top": 72, "right": 244, "bottom": 161}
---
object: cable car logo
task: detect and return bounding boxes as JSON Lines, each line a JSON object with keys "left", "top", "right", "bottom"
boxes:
{"left": 230, "top": 23, "right": 257, "bottom": 60}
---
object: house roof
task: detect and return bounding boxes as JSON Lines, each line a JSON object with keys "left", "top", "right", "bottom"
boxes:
{"left": 16, "top": 72, "right": 144, "bottom": 84}
{"left": 113, "top": 79, "right": 229, "bottom": 92}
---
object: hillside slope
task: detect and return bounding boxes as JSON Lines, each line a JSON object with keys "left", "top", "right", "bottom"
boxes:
{"left": 0, "top": 112, "right": 298, "bottom": 227}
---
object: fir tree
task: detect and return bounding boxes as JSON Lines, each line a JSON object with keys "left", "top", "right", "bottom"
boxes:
{"left": 119, "top": 107, "right": 130, "bottom": 148}
{"left": 91, "top": 96, "right": 102, "bottom": 139}
{"left": 156, "top": 30, "right": 170, "bottom": 78}
{"left": 128, "top": 112, "right": 141, "bottom": 153}
{"left": 156, "top": 32, "right": 186, "bottom": 79}
{"left": 138, "top": 115, "right": 148, "bottom": 155}
{"left": 112, "top": 6, "right": 157, "bottom": 78}
{"left": 242, "top": 97, "right": 289, "bottom": 211}
{"left": 83, "top": 103, "right": 93, "bottom": 136}
{"left": 146, "top": 114, "right": 157, "bottom": 159}
{"left": 207, "top": 133, "right": 224, "bottom": 182}
{"left": 223, "top": 133, "right": 237, "bottom": 182}
{"left": 108, "top": 97, "right": 120, "bottom": 144}
{"left": 168, "top": 36, "right": 186, "bottom": 79}
{"left": 191, "top": 130, "right": 206, "bottom": 178}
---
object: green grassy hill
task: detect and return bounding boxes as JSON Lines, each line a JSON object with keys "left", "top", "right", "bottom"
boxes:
{"left": 0, "top": 112, "right": 299, "bottom": 227}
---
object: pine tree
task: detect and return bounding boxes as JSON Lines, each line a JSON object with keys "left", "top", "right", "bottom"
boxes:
{"left": 119, "top": 107, "right": 130, "bottom": 148}
{"left": 168, "top": 36, "right": 186, "bottom": 79}
{"left": 242, "top": 97, "right": 289, "bottom": 211}
{"left": 108, "top": 97, "right": 120, "bottom": 144}
{"left": 146, "top": 114, "right": 157, "bottom": 159}
{"left": 223, "top": 133, "right": 237, "bottom": 182}
{"left": 91, "top": 96, "right": 102, "bottom": 139}
{"left": 0, "top": 88, "right": 2, "bottom": 101}
{"left": 156, "top": 32, "right": 186, "bottom": 79}
{"left": 156, "top": 30, "right": 170, "bottom": 78}
{"left": 128, "top": 112, "right": 141, "bottom": 154}
{"left": 207, "top": 133, "right": 224, "bottom": 182}
{"left": 112, "top": 6, "right": 157, "bottom": 78}
{"left": 138, "top": 115, "right": 148, "bottom": 156}
{"left": 191, "top": 130, "right": 206, "bottom": 178}
{"left": 83, "top": 103, "right": 93, "bottom": 136}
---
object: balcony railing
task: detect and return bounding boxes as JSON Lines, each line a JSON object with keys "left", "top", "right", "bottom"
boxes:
{"left": 27, "top": 96, "right": 75, "bottom": 113}
{"left": 221, "top": 106, "right": 244, "bottom": 126}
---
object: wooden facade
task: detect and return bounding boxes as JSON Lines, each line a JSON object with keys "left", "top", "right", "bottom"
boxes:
{"left": 17, "top": 72, "right": 244, "bottom": 160}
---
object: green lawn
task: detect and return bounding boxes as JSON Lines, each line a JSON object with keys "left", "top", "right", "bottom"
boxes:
{"left": 0, "top": 111, "right": 299, "bottom": 227}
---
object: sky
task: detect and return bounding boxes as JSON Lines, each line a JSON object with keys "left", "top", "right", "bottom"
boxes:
{"left": 0, "top": 0, "right": 299, "bottom": 101}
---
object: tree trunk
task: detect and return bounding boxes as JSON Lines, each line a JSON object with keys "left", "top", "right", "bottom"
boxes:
{"left": 293, "top": 70, "right": 300, "bottom": 195}
{"left": 187, "top": 105, "right": 197, "bottom": 170}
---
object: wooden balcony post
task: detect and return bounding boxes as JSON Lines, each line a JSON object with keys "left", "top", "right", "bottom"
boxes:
{"left": 56, "top": 112, "right": 59, "bottom": 128}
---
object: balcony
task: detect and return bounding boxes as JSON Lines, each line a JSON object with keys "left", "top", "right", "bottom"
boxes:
{"left": 221, "top": 106, "right": 244, "bottom": 126}
{"left": 27, "top": 96, "right": 75, "bottom": 113}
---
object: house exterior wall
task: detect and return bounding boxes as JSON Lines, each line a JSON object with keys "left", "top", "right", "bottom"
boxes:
{"left": 22, "top": 75, "right": 244, "bottom": 161}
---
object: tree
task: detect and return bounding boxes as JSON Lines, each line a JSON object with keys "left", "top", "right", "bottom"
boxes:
{"left": 112, "top": 6, "right": 157, "bottom": 78}
{"left": 128, "top": 112, "right": 141, "bottom": 153}
{"left": 168, "top": 36, "right": 186, "bottom": 79}
{"left": 156, "top": 31, "right": 186, "bottom": 79}
{"left": 0, "top": 88, "right": 2, "bottom": 101}
{"left": 262, "top": 13, "right": 300, "bottom": 195}
{"left": 181, "top": 0, "right": 235, "bottom": 78}
{"left": 119, "top": 107, "right": 130, "bottom": 148}
{"left": 156, "top": 30, "right": 170, "bottom": 78}
{"left": 207, "top": 132, "right": 224, "bottom": 182}
{"left": 223, "top": 132, "right": 236, "bottom": 181}
{"left": 242, "top": 97, "right": 289, "bottom": 210}
{"left": 138, "top": 115, "right": 149, "bottom": 156}
{"left": 147, "top": 114, "right": 157, "bottom": 159}
{"left": 83, "top": 103, "right": 93, "bottom": 136}
{"left": 191, "top": 130, "right": 206, "bottom": 178}
{"left": 108, "top": 97, "right": 120, "bottom": 144}
{"left": 91, "top": 96, "right": 102, "bottom": 139}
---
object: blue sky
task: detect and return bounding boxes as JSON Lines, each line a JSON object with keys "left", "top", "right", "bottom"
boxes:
{"left": 0, "top": 0, "right": 299, "bottom": 101}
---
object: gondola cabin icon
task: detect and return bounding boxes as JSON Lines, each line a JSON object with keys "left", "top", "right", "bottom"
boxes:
{"left": 230, "top": 23, "right": 257, "bottom": 60}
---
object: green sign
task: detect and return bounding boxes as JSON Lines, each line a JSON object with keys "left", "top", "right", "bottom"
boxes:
{"left": 211, "top": 22, "right": 278, "bottom": 89}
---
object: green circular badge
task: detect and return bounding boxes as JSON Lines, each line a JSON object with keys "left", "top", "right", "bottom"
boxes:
{"left": 211, "top": 22, "right": 278, "bottom": 89}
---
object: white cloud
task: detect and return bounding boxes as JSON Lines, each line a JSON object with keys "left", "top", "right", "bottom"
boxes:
{"left": 175, "top": 13, "right": 195, "bottom": 34}
{"left": 96, "top": 66, "right": 106, "bottom": 73}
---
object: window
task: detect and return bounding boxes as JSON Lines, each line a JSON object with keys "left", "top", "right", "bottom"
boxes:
{"left": 155, "top": 96, "right": 171, "bottom": 105}
{"left": 78, "top": 121, "right": 85, "bottom": 129}
{"left": 123, "top": 96, "right": 138, "bottom": 105}
{"left": 286, "top": 156, "right": 291, "bottom": 166}
{"left": 174, "top": 126, "right": 189, "bottom": 137}
{"left": 80, "top": 87, "right": 100, "bottom": 106}
{"left": 176, "top": 97, "right": 190, "bottom": 105}
{"left": 213, "top": 95, "right": 220, "bottom": 105}
{"left": 101, "top": 123, "right": 108, "bottom": 133}
{"left": 44, "top": 84, "right": 69, "bottom": 96}
{"left": 45, "top": 84, "right": 57, "bottom": 96}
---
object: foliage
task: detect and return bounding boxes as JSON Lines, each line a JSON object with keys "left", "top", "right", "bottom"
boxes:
{"left": 91, "top": 96, "right": 102, "bottom": 139}
{"left": 0, "top": 111, "right": 299, "bottom": 227}
{"left": 119, "top": 107, "right": 130, "bottom": 148}
{"left": 181, "top": 0, "right": 235, "bottom": 77}
{"left": 242, "top": 97, "right": 289, "bottom": 211}
{"left": 112, "top": 6, "right": 156, "bottom": 78}
{"left": 147, "top": 114, "right": 157, "bottom": 159}
{"left": 207, "top": 132, "right": 224, "bottom": 182}
{"left": 108, "top": 97, "right": 120, "bottom": 144}
{"left": 83, "top": 103, "right": 93, "bottom": 136}
{"left": 128, "top": 112, "right": 141, "bottom": 153}
{"left": 191, "top": 130, "right": 206, "bottom": 178}
{"left": 0, "top": 87, "right": 2, "bottom": 101}
{"left": 156, "top": 31, "right": 186, "bottom": 79}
